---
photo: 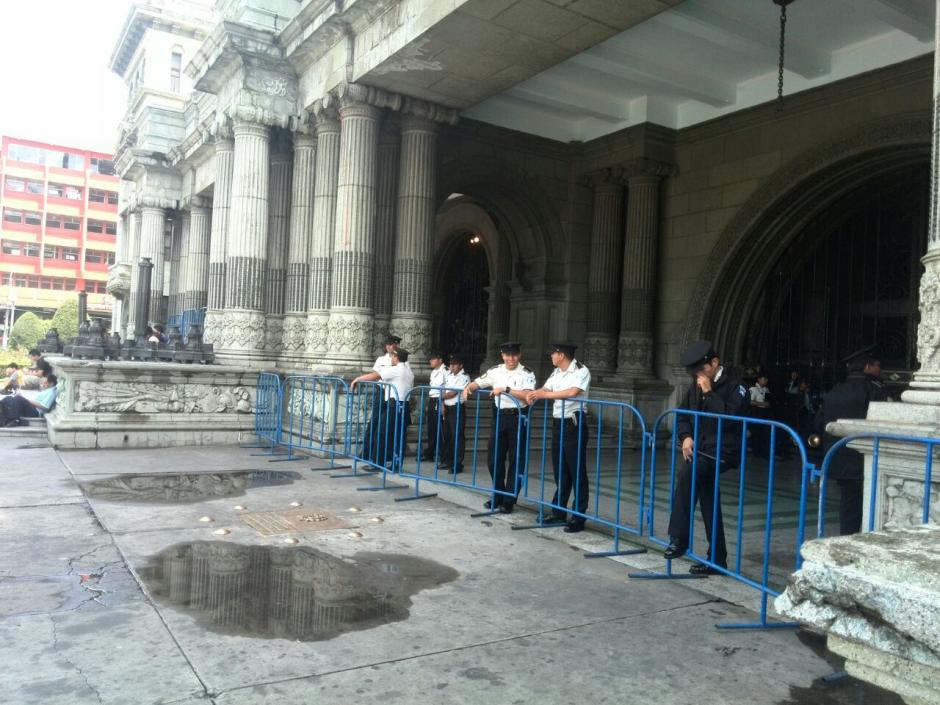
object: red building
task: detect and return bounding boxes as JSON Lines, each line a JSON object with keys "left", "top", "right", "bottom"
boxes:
{"left": 0, "top": 136, "right": 119, "bottom": 315}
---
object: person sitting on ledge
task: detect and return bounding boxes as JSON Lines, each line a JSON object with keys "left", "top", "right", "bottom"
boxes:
{"left": 0, "top": 363, "right": 24, "bottom": 394}
{"left": 20, "top": 359, "right": 52, "bottom": 391}
{"left": 0, "top": 374, "right": 58, "bottom": 427}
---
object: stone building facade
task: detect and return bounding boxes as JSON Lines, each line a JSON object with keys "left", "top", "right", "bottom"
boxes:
{"left": 107, "top": 0, "right": 937, "bottom": 414}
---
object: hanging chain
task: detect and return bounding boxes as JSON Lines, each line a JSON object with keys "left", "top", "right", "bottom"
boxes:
{"left": 776, "top": 1, "right": 788, "bottom": 111}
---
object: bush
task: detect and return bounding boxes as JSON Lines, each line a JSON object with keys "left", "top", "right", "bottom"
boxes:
{"left": 51, "top": 299, "right": 80, "bottom": 343}
{"left": 10, "top": 312, "right": 48, "bottom": 351}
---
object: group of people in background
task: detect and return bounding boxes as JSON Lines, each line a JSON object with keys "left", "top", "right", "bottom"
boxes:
{"left": 0, "top": 348, "right": 59, "bottom": 427}
{"left": 350, "top": 336, "right": 593, "bottom": 534}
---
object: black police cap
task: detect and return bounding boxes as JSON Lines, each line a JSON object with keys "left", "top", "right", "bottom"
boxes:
{"left": 390, "top": 346, "right": 409, "bottom": 362}
{"left": 841, "top": 344, "right": 881, "bottom": 365}
{"left": 448, "top": 353, "right": 464, "bottom": 365}
{"left": 549, "top": 341, "right": 577, "bottom": 358}
{"left": 679, "top": 340, "right": 718, "bottom": 368}
{"left": 428, "top": 350, "right": 444, "bottom": 360}
{"left": 499, "top": 341, "right": 522, "bottom": 354}
{"left": 384, "top": 333, "right": 402, "bottom": 345}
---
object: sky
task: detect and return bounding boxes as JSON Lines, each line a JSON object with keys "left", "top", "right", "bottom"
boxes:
{"left": 0, "top": 0, "right": 134, "bottom": 154}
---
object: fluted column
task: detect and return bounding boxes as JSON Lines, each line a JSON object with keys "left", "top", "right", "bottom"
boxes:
{"left": 126, "top": 210, "right": 142, "bottom": 337}
{"left": 182, "top": 200, "right": 211, "bottom": 311}
{"left": 139, "top": 206, "right": 167, "bottom": 325}
{"left": 264, "top": 142, "right": 292, "bottom": 354}
{"left": 616, "top": 170, "right": 667, "bottom": 377}
{"left": 282, "top": 131, "right": 317, "bottom": 357}
{"left": 219, "top": 121, "right": 270, "bottom": 354}
{"left": 325, "top": 98, "right": 381, "bottom": 365}
{"left": 583, "top": 175, "right": 625, "bottom": 375}
{"left": 204, "top": 134, "right": 234, "bottom": 345}
{"left": 372, "top": 117, "right": 400, "bottom": 350}
{"left": 169, "top": 213, "right": 188, "bottom": 320}
{"left": 306, "top": 109, "right": 341, "bottom": 356}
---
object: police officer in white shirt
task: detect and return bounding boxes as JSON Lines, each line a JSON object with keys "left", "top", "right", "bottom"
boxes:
{"left": 373, "top": 334, "right": 401, "bottom": 372}
{"left": 462, "top": 342, "right": 536, "bottom": 513}
{"left": 352, "top": 347, "right": 414, "bottom": 466}
{"left": 442, "top": 354, "right": 470, "bottom": 473}
{"left": 424, "top": 350, "right": 448, "bottom": 463}
{"left": 527, "top": 342, "right": 592, "bottom": 532}
{"left": 748, "top": 371, "right": 772, "bottom": 459}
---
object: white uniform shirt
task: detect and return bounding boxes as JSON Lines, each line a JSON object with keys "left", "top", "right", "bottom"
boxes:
{"left": 428, "top": 365, "right": 447, "bottom": 399}
{"left": 543, "top": 359, "right": 591, "bottom": 419}
{"left": 373, "top": 354, "right": 392, "bottom": 373}
{"left": 749, "top": 384, "right": 770, "bottom": 404}
{"left": 378, "top": 363, "right": 414, "bottom": 402}
{"left": 443, "top": 369, "right": 470, "bottom": 407}
{"left": 474, "top": 364, "right": 536, "bottom": 410}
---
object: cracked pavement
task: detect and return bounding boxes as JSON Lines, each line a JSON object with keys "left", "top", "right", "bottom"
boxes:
{"left": 0, "top": 442, "right": 887, "bottom": 705}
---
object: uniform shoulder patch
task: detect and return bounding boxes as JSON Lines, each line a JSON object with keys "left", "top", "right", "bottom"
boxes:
{"left": 521, "top": 366, "right": 532, "bottom": 373}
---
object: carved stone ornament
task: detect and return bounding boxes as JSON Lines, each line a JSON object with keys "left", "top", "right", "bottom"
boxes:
{"left": 617, "top": 332, "right": 654, "bottom": 372}
{"left": 213, "top": 309, "right": 266, "bottom": 352}
{"left": 74, "top": 381, "right": 254, "bottom": 414}
{"left": 583, "top": 334, "right": 617, "bottom": 373}
{"left": 305, "top": 312, "right": 330, "bottom": 354}
{"left": 107, "top": 263, "right": 132, "bottom": 298}
{"left": 264, "top": 315, "right": 284, "bottom": 353}
{"left": 281, "top": 314, "right": 307, "bottom": 353}
{"left": 202, "top": 309, "right": 222, "bottom": 345}
{"left": 389, "top": 317, "right": 431, "bottom": 360}
{"left": 262, "top": 77, "right": 288, "bottom": 97}
{"left": 916, "top": 258, "right": 940, "bottom": 372}
{"left": 325, "top": 312, "right": 373, "bottom": 355}
{"left": 883, "top": 475, "right": 940, "bottom": 528}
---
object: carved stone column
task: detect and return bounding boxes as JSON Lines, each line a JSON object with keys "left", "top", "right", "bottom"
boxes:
{"left": 220, "top": 120, "right": 270, "bottom": 354}
{"left": 326, "top": 91, "right": 382, "bottom": 367}
{"left": 283, "top": 130, "right": 317, "bottom": 357}
{"left": 615, "top": 161, "right": 672, "bottom": 378}
{"left": 390, "top": 114, "right": 439, "bottom": 361}
{"left": 372, "top": 116, "right": 399, "bottom": 350}
{"left": 126, "top": 210, "right": 142, "bottom": 337}
{"left": 169, "top": 212, "right": 188, "bottom": 320}
{"left": 182, "top": 198, "right": 211, "bottom": 312}
{"left": 264, "top": 138, "right": 291, "bottom": 354}
{"left": 139, "top": 206, "right": 167, "bottom": 325}
{"left": 583, "top": 173, "right": 625, "bottom": 375}
{"left": 306, "top": 108, "right": 341, "bottom": 357}
{"left": 204, "top": 133, "right": 234, "bottom": 345}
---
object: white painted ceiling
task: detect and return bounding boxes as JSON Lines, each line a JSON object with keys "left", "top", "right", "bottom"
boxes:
{"left": 461, "top": 0, "right": 935, "bottom": 142}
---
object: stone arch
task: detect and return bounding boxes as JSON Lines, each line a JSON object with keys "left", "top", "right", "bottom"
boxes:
{"left": 682, "top": 116, "right": 932, "bottom": 363}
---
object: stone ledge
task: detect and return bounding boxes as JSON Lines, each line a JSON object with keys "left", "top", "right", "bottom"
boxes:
{"left": 776, "top": 525, "right": 940, "bottom": 704}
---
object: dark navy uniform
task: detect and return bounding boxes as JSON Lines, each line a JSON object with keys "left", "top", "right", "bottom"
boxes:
{"left": 667, "top": 342, "right": 749, "bottom": 569}
{"left": 816, "top": 370, "right": 887, "bottom": 535}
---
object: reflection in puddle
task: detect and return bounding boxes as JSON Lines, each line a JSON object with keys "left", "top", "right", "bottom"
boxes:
{"left": 79, "top": 470, "right": 301, "bottom": 503}
{"left": 139, "top": 542, "right": 458, "bottom": 641}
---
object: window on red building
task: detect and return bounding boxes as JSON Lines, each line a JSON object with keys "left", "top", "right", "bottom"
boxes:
{"left": 44, "top": 245, "right": 58, "bottom": 259}
{"left": 62, "top": 247, "right": 79, "bottom": 261}
{"left": 63, "top": 217, "right": 81, "bottom": 231}
{"left": 26, "top": 181, "right": 43, "bottom": 195}
{"left": 87, "top": 220, "right": 104, "bottom": 233}
{"left": 5, "top": 178, "right": 25, "bottom": 192}
{"left": 3, "top": 209, "right": 22, "bottom": 223}
{"left": 47, "top": 183, "right": 64, "bottom": 197}
{"left": 107, "top": 191, "right": 118, "bottom": 205}
{"left": 65, "top": 186, "right": 82, "bottom": 200}
{"left": 46, "top": 214, "right": 62, "bottom": 229}
{"left": 89, "top": 189, "right": 106, "bottom": 203}
{"left": 2, "top": 240, "right": 21, "bottom": 255}
{"left": 24, "top": 211, "right": 41, "bottom": 226}
{"left": 105, "top": 222, "right": 117, "bottom": 235}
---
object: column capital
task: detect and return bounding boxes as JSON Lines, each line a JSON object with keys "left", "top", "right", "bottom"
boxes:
{"left": 328, "top": 81, "right": 402, "bottom": 113}
{"left": 400, "top": 96, "right": 459, "bottom": 126}
{"left": 400, "top": 112, "right": 442, "bottom": 134}
{"left": 232, "top": 120, "right": 270, "bottom": 139}
{"left": 585, "top": 158, "right": 676, "bottom": 189}
{"left": 181, "top": 195, "right": 211, "bottom": 211}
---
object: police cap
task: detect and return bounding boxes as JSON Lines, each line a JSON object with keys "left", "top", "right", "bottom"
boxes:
{"left": 448, "top": 353, "right": 464, "bottom": 365}
{"left": 842, "top": 344, "right": 881, "bottom": 366}
{"left": 384, "top": 333, "right": 402, "bottom": 345}
{"left": 499, "top": 342, "right": 522, "bottom": 354}
{"left": 390, "top": 346, "right": 409, "bottom": 362}
{"left": 428, "top": 350, "right": 444, "bottom": 361}
{"left": 679, "top": 340, "right": 718, "bottom": 370}
{"left": 549, "top": 341, "right": 577, "bottom": 358}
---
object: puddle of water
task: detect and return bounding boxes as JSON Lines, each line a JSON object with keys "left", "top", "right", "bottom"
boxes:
{"left": 776, "top": 630, "right": 905, "bottom": 705}
{"left": 79, "top": 470, "right": 301, "bottom": 504}
{"left": 138, "top": 541, "right": 458, "bottom": 641}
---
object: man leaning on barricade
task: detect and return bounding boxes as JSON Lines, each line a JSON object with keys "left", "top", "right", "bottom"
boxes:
{"left": 526, "top": 342, "right": 591, "bottom": 533}
{"left": 351, "top": 346, "right": 414, "bottom": 467}
{"left": 462, "top": 342, "right": 536, "bottom": 513}
{"left": 663, "top": 341, "right": 749, "bottom": 576}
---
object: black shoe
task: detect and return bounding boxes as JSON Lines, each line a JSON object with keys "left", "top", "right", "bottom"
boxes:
{"left": 497, "top": 503, "right": 514, "bottom": 514}
{"left": 437, "top": 463, "right": 451, "bottom": 470}
{"left": 453, "top": 467, "right": 464, "bottom": 474}
{"left": 545, "top": 513, "right": 567, "bottom": 524}
{"left": 663, "top": 539, "right": 687, "bottom": 560}
{"left": 483, "top": 500, "right": 497, "bottom": 510}
{"left": 689, "top": 563, "right": 727, "bottom": 577}
{"left": 563, "top": 521, "right": 585, "bottom": 533}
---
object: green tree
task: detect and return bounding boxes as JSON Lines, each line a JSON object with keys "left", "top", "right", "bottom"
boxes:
{"left": 51, "top": 299, "right": 80, "bottom": 343}
{"left": 10, "top": 312, "right": 47, "bottom": 351}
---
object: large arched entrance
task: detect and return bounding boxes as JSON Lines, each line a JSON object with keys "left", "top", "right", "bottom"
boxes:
{"left": 434, "top": 233, "right": 490, "bottom": 375}
{"left": 744, "top": 162, "right": 928, "bottom": 389}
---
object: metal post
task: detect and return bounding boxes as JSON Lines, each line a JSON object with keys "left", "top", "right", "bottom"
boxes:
{"left": 77, "top": 289, "right": 88, "bottom": 330}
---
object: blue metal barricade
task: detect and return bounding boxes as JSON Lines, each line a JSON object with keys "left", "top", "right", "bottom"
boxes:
{"left": 514, "top": 397, "right": 649, "bottom": 557}
{"left": 816, "top": 433, "right": 939, "bottom": 539}
{"left": 276, "top": 375, "right": 352, "bottom": 469}
{"left": 632, "top": 408, "right": 814, "bottom": 630}
{"left": 252, "top": 372, "right": 283, "bottom": 451}
{"left": 398, "top": 387, "right": 530, "bottom": 514}
{"left": 338, "top": 380, "right": 408, "bottom": 491}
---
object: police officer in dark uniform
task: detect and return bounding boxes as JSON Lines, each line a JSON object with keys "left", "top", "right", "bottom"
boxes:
{"left": 664, "top": 341, "right": 749, "bottom": 575}
{"left": 815, "top": 344, "right": 888, "bottom": 535}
